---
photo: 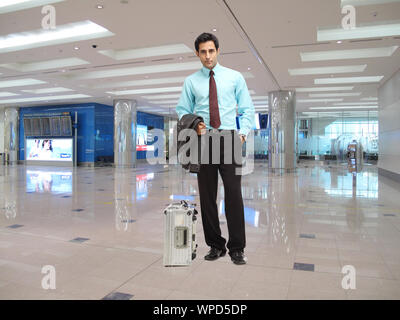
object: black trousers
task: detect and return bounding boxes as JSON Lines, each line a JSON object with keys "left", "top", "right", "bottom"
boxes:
{"left": 196, "top": 130, "right": 245, "bottom": 253}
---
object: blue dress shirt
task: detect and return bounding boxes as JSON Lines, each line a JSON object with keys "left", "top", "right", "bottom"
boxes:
{"left": 176, "top": 63, "right": 255, "bottom": 136}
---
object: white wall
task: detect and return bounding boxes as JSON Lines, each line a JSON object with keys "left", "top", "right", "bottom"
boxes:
{"left": 378, "top": 68, "right": 400, "bottom": 175}
{"left": 0, "top": 109, "right": 4, "bottom": 153}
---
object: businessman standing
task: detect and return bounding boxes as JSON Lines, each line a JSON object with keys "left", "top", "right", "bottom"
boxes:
{"left": 176, "top": 33, "right": 254, "bottom": 265}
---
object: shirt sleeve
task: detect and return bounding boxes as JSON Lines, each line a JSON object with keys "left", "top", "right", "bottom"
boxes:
{"left": 236, "top": 73, "right": 255, "bottom": 136}
{"left": 176, "top": 78, "right": 195, "bottom": 120}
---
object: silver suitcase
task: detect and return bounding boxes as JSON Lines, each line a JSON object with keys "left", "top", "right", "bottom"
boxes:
{"left": 163, "top": 200, "right": 198, "bottom": 266}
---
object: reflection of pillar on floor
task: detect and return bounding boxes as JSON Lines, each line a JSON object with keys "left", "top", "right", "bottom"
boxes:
{"left": 114, "top": 100, "right": 137, "bottom": 168}
{"left": 4, "top": 108, "right": 19, "bottom": 165}
{"left": 268, "top": 91, "right": 296, "bottom": 171}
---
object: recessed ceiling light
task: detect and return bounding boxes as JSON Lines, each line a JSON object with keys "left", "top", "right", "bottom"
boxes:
{"left": 106, "top": 86, "right": 183, "bottom": 96}
{"left": 0, "top": 0, "right": 64, "bottom": 14}
{"left": 314, "top": 76, "right": 384, "bottom": 84}
{"left": 0, "top": 78, "right": 46, "bottom": 89}
{"left": 247, "top": 67, "right": 251, "bottom": 70}
{"left": 296, "top": 86, "right": 354, "bottom": 92}
{"left": 361, "top": 97, "right": 378, "bottom": 101}
{"left": 142, "top": 94, "right": 182, "bottom": 100}
{"left": 317, "top": 21, "right": 400, "bottom": 41}
{"left": 300, "top": 46, "right": 398, "bottom": 62}
{"left": 212, "top": 28, "right": 217, "bottom": 32}
{"left": 74, "top": 46, "right": 79, "bottom": 50}
{"left": 334, "top": 102, "right": 378, "bottom": 105}
{"left": 297, "top": 99, "right": 344, "bottom": 103}
{"left": 0, "top": 92, "right": 19, "bottom": 97}
{"left": 309, "top": 92, "right": 361, "bottom": 98}
{"left": 96, "top": 4, "right": 104, "bottom": 9}
{"left": 0, "top": 20, "right": 113, "bottom": 54}
{"left": 288, "top": 65, "right": 366, "bottom": 76}
{"left": 0, "top": 57, "right": 89, "bottom": 72}
{"left": 0, "top": 94, "right": 91, "bottom": 104}
{"left": 337, "top": 41, "right": 343, "bottom": 44}
{"left": 98, "top": 43, "right": 192, "bottom": 60}
{"left": 310, "top": 106, "right": 378, "bottom": 110}
{"left": 21, "top": 87, "right": 74, "bottom": 94}
{"left": 341, "top": 0, "right": 400, "bottom": 7}
{"left": 65, "top": 61, "right": 201, "bottom": 80}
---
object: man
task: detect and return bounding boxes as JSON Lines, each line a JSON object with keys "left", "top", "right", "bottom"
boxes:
{"left": 176, "top": 33, "right": 254, "bottom": 265}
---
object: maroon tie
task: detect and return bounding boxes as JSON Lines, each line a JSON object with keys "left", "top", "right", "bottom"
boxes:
{"left": 209, "top": 70, "right": 221, "bottom": 129}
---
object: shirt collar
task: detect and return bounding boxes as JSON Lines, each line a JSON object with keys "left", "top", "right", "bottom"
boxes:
{"left": 201, "top": 63, "right": 221, "bottom": 76}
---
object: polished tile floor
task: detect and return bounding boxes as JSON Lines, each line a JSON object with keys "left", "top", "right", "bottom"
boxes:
{"left": 0, "top": 160, "right": 400, "bottom": 300}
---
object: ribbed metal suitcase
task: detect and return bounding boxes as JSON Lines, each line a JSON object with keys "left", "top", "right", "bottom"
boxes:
{"left": 163, "top": 200, "right": 198, "bottom": 266}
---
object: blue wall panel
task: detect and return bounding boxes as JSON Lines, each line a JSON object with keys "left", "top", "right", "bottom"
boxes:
{"left": 19, "top": 103, "right": 109, "bottom": 163}
{"left": 19, "top": 104, "right": 165, "bottom": 163}
{"left": 94, "top": 104, "right": 114, "bottom": 161}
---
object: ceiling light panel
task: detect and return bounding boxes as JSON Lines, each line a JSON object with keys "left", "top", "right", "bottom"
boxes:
{"left": 315, "top": 76, "right": 383, "bottom": 84}
{"left": 90, "top": 76, "right": 186, "bottom": 89}
{"left": 297, "top": 99, "right": 344, "bottom": 103}
{"left": 361, "top": 97, "right": 378, "bottom": 101}
{"left": 251, "top": 96, "right": 269, "bottom": 100}
{"left": 107, "top": 86, "right": 182, "bottom": 96}
{"left": 0, "top": 0, "right": 64, "bottom": 14}
{"left": 309, "top": 92, "right": 361, "bottom": 97}
{"left": 0, "top": 78, "right": 46, "bottom": 88}
{"left": 334, "top": 102, "right": 378, "bottom": 105}
{"left": 296, "top": 86, "right": 354, "bottom": 92}
{"left": 67, "top": 61, "right": 202, "bottom": 80}
{"left": 149, "top": 100, "right": 179, "bottom": 105}
{"left": 317, "top": 21, "right": 400, "bottom": 41}
{"left": 0, "top": 20, "right": 113, "bottom": 54}
{"left": 21, "top": 87, "right": 74, "bottom": 94}
{"left": 0, "top": 92, "right": 19, "bottom": 97}
{"left": 310, "top": 106, "right": 378, "bottom": 110}
{"left": 142, "top": 94, "right": 182, "bottom": 100}
{"left": 99, "top": 44, "right": 193, "bottom": 60}
{"left": 289, "top": 65, "right": 366, "bottom": 76}
{"left": 300, "top": 46, "right": 398, "bottom": 62}
{"left": 0, "top": 58, "right": 89, "bottom": 72}
{"left": 341, "top": 0, "right": 400, "bottom": 7}
{"left": 0, "top": 94, "right": 91, "bottom": 104}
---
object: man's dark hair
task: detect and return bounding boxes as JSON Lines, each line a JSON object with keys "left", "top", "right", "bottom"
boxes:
{"left": 195, "top": 33, "right": 219, "bottom": 52}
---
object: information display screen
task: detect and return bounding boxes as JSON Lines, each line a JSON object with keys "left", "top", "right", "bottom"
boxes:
{"left": 26, "top": 138, "right": 73, "bottom": 161}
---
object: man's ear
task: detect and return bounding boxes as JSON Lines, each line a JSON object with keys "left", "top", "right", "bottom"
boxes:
{"left": 195, "top": 50, "right": 199, "bottom": 57}
{"left": 216, "top": 48, "right": 220, "bottom": 55}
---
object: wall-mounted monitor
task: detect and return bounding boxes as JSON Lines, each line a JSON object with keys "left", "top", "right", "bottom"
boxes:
{"left": 26, "top": 138, "right": 73, "bottom": 162}
{"left": 40, "top": 117, "right": 51, "bottom": 136}
{"left": 50, "top": 117, "right": 61, "bottom": 136}
{"left": 23, "top": 118, "right": 32, "bottom": 136}
{"left": 60, "top": 116, "right": 72, "bottom": 136}
{"left": 259, "top": 114, "right": 268, "bottom": 129}
{"left": 31, "top": 118, "right": 41, "bottom": 136}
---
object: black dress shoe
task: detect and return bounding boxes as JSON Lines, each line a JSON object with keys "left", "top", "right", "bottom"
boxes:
{"left": 229, "top": 251, "right": 247, "bottom": 265}
{"left": 204, "top": 247, "right": 226, "bottom": 261}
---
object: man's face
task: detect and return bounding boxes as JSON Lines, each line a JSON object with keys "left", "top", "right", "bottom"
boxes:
{"left": 196, "top": 40, "right": 219, "bottom": 70}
